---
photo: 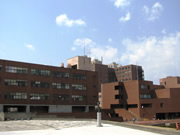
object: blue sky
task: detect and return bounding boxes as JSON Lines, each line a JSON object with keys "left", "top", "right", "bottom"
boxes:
{"left": 0, "top": 0, "right": 180, "bottom": 84}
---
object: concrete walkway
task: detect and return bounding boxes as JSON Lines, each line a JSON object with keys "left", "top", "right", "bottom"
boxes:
{"left": 0, "top": 120, "right": 179, "bottom": 135}
{"left": 0, "top": 124, "right": 163, "bottom": 135}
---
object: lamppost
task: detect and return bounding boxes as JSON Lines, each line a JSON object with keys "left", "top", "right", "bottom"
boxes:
{"left": 96, "top": 102, "right": 103, "bottom": 127}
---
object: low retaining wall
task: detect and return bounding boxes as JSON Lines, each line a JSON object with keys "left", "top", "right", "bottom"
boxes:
{"left": 1, "top": 112, "right": 109, "bottom": 121}
{"left": 37, "top": 112, "right": 97, "bottom": 119}
{"left": 0, "top": 112, "right": 5, "bottom": 121}
{"left": 5, "top": 113, "right": 36, "bottom": 120}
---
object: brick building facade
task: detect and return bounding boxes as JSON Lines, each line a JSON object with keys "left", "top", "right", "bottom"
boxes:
{"left": 0, "top": 59, "right": 98, "bottom": 114}
{"left": 100, "top": 78, "right": 180, "bottom": 120}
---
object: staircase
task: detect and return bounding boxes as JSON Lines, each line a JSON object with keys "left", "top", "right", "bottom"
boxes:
{"left": 102, "top": 109, "right": 123, "bottom": 122}
{"left": 115, "top": 109, "right": 139, "bottom": 121}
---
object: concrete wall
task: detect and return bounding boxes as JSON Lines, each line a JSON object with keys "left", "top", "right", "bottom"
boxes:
{"left": 49, "top": 105, "right": 72, "bottom": 113}
{"left": 0, "top": 112, "right": 4, "bottom": 121}
{"left": 0, "top": 105, "right": 3, "bottom": 112}
{"left": 5, "top": 113, "right": 36, "bottom": 120}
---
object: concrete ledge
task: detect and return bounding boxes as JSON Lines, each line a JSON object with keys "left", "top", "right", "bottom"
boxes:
{"left": 102, "top": 120, "right": 180, "bottom": 135}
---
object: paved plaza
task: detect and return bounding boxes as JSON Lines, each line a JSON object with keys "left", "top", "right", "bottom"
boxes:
{"left": 0, "top": 119, "right": 179, "bottom": 135}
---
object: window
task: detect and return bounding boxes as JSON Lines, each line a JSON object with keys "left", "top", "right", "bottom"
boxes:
{"left": 160, "top": 103, "right": 164, "bottom": 108}
{"left": 72, "top": 95, "right": 87, "bottom": 101}
{"left": 141, "top": 104, "right": 152, "bottom": 108}
{"left": 72, "top": 73, "right": 86, "bottom": 80}
{"left": 5, "top": 79, "right": 27, "bottom": 87}
{"left": 31, "top": 69, "right": 50, "bottom": 76}
{"left": 52, "top": 94, "right": 70, "bottom": 101}
{"left": 52, "top": 83, "right": 69, "bottom": 89}
{"left": 30, "top": 93, "right": 49, "bottom": 100}
{"left": 31, "top": 81, "right": 50, "bottom": 88}
{"left": 72, "top": 84, "right": 87, "bottom": 90}
{"left": 0, "top": 65, "right": 2, "bottom": 71}
{"left": 140, "top": 94, "right": 151, "bottom": 99}
{"left": 4, "top": 92, "right": 27, "bottom": 99}
{"left": 111, "top": 104, "right": 124, "bottom": 109}
{"left": 115, "top": 85, "right": 123, "bottom": 90}
{"left": 115, "top": 85, "right": 120, "bottom": 90}
{"left": 127, "top": 104, "right": 138, "bottom": 108}
{"left": 53, "top": 71, "right": 69, "bottom": 78}
{"left": 115, "top": 95, "right": 123, "bottom": 99}
{"left": 6, "top": 66, "right": 28, "bottom": 74}
{"left": 140, "top": 84, "right": 150, "bottom": 90}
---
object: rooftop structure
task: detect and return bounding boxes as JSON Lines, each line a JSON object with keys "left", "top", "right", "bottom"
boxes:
{"left": 160, "top": 76, "right": 180, "bottom": 88}
{"left": 67, "top": 56, "right": 93, "bottom": 71}
{"left": 67, "top": 56, "right": 108, "bottom": 92}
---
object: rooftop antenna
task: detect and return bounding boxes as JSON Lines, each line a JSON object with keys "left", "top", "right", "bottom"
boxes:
{"left": 88, "top": 48, "right": 91, "bottom": 58}
{"left": 83, "top": 38, "right": 86, "bottom": 64}
{"left": 101, "top": 56, "right": 103, "bottom": 64}
{"left": 84, "top": 38, "right": 86, "bottom": 56}
{"left": 175, "top": 61, "right": 177, "bottom": 76}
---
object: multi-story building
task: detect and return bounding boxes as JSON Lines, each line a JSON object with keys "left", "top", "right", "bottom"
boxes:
{"left": 100, "top": 77, "right": 180, "bottom": 120}
{"left": 108, "top": 68, "right": 117, "bottom": 83}
{"left": 160, "top": 76, "right": 180, "bottom": 88}
{"left": 67, "top": 56, "right": 108, "bottom": 92}
{"left": 67, "top": 56, "right": 145, "bottom": 92}
{"left": 114, "top": 65, "right": 144, "bottom": 82}
{"left": 0, "top": 59, "right": 98, "bottom": 115}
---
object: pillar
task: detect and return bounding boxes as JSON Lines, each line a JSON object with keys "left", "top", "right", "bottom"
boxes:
{"left": 97, "top": 112, "right": 103, "bottom": 127}
{"left": 0, "top": 105, "right": 3, "bottom": 112}
{"left": 26, "top": 105, "right": 30, "bottom": 113}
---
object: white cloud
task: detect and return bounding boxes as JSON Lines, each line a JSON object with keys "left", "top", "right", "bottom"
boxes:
{"left": 108, "top": 38, "right": 112, "bottom": 43}
{"left": 90, "top": 46, "right": 118, "bottom": 64}
{"left": 143, "top": 5, "right": 149, "bottom": 14}
{"left": 74, "top": 38, "right": 96, "bottom": 48}
{"left": 24, "top": 43, "right": 35, "bottom": 51}
{"left": 114, "top": 0, "right": 130, "bottom": 8}
{"left": 56, "top": 14, "right": 86, "bottom": 27}
{"left": 71, "top": 47, "right": 76, "bottom": 51}
{"left": 120, "top": 32, "right": 180, "bottom": 84}
{"left": 119, "top": 12, "right": 131, "bottom": 22}
{"left": 143, "top": 2, "right": 163, "bottom": 21}
{"left": 162, "top": 29, "right": 167, "bottom": 34}
{"left": 72, "top": 38, "right": 118, "bottom": 64}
